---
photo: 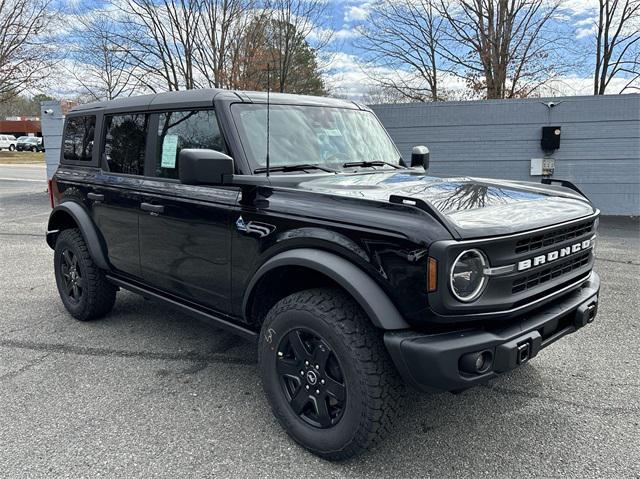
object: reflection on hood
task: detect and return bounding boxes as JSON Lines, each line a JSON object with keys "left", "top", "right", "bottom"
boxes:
{"left": 299, "top": 172, "right": 595, "bottom": 236}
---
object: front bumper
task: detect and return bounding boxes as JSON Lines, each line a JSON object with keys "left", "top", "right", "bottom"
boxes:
{"left": 384, "top": 272, "right": 600, "bottom": 392}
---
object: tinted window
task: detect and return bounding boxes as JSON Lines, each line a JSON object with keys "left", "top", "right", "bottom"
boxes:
{"left": 103, "top": 114, "right": 148, "bottom": 175}
{"left": 63, "top": 116, "right": 95, "bottom": 162}
{"left": 155, "top": 110, "right": 225, "bottom": 179}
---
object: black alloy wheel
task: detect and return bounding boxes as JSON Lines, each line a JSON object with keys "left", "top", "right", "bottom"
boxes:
{"left": 258, "top": 288, "right": 404, "bottom": 460}
{"left": 53, "top": 228, "right": 117, "bottom": 321}
{"left": 59, "top": 248, "right": 83, "bottom": 304}
{"left": 276, "top": 328, "right": 347, "bottom": 428}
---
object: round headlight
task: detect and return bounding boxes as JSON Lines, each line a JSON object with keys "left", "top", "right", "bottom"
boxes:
{"left": 449, "top": 249, "right": 488, "bottom": 302}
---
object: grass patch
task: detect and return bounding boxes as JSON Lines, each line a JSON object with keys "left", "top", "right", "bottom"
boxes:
{"left": 0, "top": 151, "right": 46, "bottom": 164}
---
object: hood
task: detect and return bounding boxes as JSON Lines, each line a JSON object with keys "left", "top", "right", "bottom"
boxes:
{"left": 298, "top": 171, "right": 596, "bottom": 238}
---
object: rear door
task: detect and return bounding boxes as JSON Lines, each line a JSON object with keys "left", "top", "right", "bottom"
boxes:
{"left": 137, "top": 109, "right": 238, "bottom": 314}
{"left": 90, "top": 113, "right": 149, "bottom": 279}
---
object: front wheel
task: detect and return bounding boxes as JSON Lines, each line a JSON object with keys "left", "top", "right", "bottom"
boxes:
{"left": 258, "top": 288, "right": 404, "bottom": 460}
{"left": 8, "top": 144, "right": 15, "bottom": 151}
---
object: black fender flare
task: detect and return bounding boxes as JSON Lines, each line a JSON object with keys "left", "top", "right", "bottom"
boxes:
{"left": 46, "top": 202, "right": 109, "bottom": 270}
{"left": 243, "top": 248, "right": 410, "bottom": 330}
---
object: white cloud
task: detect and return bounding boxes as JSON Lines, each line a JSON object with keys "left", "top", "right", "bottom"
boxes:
{"left": 562, "top": 0, "right": 599, "bottom": 16}
{"left": 344, "top": 4, "right": 370, "bottom": 22}
{"left": 576, "top": 25, "right": 596, "bottom": 39}
{"left": 322, "top": 52, "right": 469, "bottom": 100}
{"left": 322, "top": 52, "right": 375, "bottom": 98}
{"left": 322, "top": 50, "right": 640, "bottom": 101}
{"left": 539, "top": 75, "right": 639, "bottom": 96}
{"left": 308, "top": 25, "right": 359, "bottom": 43}
{"left": 334, "top": 27, "right": 360, "bottom": 39}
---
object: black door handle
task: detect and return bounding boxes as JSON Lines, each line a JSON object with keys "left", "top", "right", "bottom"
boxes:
{"left": 87, "top": 192, "right": 104, "bottom": 201}
{"left": 140, "top": 202, "right": 164, "bottom": 214}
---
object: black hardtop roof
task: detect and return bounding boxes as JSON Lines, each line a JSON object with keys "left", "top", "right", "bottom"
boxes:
{"left": 69, "top": 89, "right": 364, "bottom": 115}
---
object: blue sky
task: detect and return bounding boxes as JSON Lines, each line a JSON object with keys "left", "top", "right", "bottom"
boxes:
{"left": 319, "top": 0, "right": 639, "bottom": 99}
{"left": 51, "top": 0, "right": 638, "bottom": 100}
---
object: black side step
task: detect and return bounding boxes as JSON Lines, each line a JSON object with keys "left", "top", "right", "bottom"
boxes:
{"left": 106, "top": 275, "right": 258, "bottom": 341}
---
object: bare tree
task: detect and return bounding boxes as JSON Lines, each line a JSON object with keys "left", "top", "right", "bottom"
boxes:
{"left": 0, "top": 0, "right": 54, "bottom": 101}
{"left": 361, "top": 84, "right": 413, "bottom": 104}
{"left": 116, "top": 0, "right": 202, "bottom": 91}
{"left": 67, "top": 11, "right": 141, "bottom": 101}
{"left": 102, "top": 0, "right": 329, "bottom": 94}
{"left": 357, "top": 0, "right": 446, "bottom": 101}
{"left": 593, "top": 0, "right": 640, "bottom": 94}
{"left": 437, "top": 0, "right": 564, "bottom": 99}
{"left": 264, "top": 0, "right": 332, "bottom": 93}
{"left": 193, "top": 0, "right": 259, "bottom": 89}
{"left": 224, "top": 11, "right": 271, "bottom": 89}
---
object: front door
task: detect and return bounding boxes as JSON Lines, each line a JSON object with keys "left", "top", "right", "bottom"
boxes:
{"left": 138, "top": 184, "right": 238, "bottom": 312}
{"left": 137, "top": 109, "right": 237, "bottom": 314}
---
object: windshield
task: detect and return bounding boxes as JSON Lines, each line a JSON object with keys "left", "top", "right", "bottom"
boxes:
{"left": 231, "top": 104, "right": 401, "bottom": 172}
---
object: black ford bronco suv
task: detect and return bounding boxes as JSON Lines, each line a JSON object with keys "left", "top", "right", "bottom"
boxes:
{"left": 47, "top": 89, "right": 600, "bottom": 460}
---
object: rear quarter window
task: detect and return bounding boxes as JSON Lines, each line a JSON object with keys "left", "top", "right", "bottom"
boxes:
{"left": 63, "top": 116, "right": 96, "bottom": 162}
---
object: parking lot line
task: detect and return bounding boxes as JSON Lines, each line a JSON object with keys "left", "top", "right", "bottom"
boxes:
{"left": 0, "top": 177, "right": 47, "bottom": 182}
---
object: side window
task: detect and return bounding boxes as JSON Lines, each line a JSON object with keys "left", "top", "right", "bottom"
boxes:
{"left": 63, "top": 116, "right": 96, "bottom": 162}
{"left": 155, "top": 110, "right": 225, "bottom": 179}
{"left": 103, "top": 114, "right": 148, "bottom": 175}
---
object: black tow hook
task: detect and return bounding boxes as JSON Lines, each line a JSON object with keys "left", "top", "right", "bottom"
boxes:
{"left": 575, "top": 300, "right": 598, "bottom": 328}
{"left": 516, "top": 342, "right": 530, "bottom": 365}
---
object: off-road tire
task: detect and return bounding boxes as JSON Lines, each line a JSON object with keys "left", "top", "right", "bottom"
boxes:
{"left": 54, "top": 228, "right": 116, "bottom": 321}
{"left": 258, "top": 288, "right": 404, "bottom": 460}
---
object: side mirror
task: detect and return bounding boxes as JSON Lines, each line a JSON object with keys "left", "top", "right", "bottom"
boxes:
{"left": 411, "top": 145, "right": 430, "bottom": 170}
{"left": 178, "top": 149, "right": 234, "bottom": 185}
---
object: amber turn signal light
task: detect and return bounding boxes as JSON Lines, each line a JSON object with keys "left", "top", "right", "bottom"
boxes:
{"left": 427, "top": 257, "right": 437, "bottom": 292}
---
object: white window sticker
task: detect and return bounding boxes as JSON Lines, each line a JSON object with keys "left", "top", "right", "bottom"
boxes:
{"left": 161, "top": 135, "right": 179, "bottom": 168}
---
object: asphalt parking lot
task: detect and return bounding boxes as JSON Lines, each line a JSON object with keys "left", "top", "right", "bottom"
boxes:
{"left": 1, "top": 164, "right": 639, "bottom": 478}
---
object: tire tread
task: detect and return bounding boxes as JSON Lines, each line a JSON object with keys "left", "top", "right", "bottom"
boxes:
{"left": 262, "top": 287, "right": 404, "bottom": 460}
{"left": 55, "top": 228, "right": 116, "bottom": 321}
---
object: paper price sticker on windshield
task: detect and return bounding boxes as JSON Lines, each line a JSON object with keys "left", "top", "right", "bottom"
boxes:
{"left": 161, "top": 135, "right": 179, "bottom": 168}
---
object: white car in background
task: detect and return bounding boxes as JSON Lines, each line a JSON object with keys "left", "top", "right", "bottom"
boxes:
{"left": 0, "top": 134, "right": 17, "bottom": 151}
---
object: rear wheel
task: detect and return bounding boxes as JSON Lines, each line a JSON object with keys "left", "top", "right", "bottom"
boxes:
{"left": 54, "top": 228, "right": 116, "bottom": 321}
{"left": 258, "top": 288, "right": 404, "bottom": 460}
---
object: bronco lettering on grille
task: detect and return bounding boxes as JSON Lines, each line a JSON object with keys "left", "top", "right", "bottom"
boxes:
{"left": 517, "top": 239, "right": 593, "bottom": 272}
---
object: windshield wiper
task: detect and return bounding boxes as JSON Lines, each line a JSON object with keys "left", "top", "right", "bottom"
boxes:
{"left": 253, "top": 164, "right": 337, "bottom": 174}
{"left": 342, "top": 161, "right": 402, "bottom": 169}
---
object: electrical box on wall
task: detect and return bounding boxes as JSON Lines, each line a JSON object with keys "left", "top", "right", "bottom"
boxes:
{"left": 541, "top": 126, "right": 561, "bottom": 151}
{"left": 530, "top": 158, "right": 555, "bottom": 176}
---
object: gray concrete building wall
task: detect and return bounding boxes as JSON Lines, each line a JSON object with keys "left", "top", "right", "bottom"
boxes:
{"left": 40, "top": 101, "right": 64, "bottom": 180}
{"left": 371, "top": 94, "right": 640, "bottom": 216}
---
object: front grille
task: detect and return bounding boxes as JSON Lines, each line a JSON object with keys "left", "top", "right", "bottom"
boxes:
{"left": 512, "top": 251, "right": 591, "bottom": 293}
{"left": 515, "top": 220, "right": 595, "bottom": 254}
